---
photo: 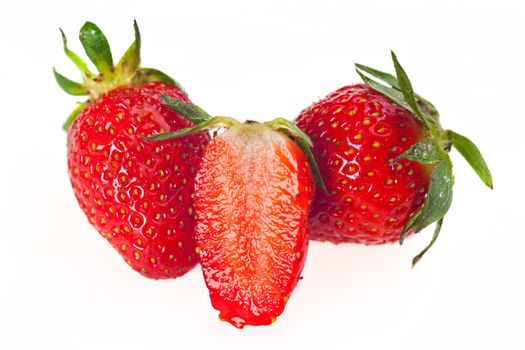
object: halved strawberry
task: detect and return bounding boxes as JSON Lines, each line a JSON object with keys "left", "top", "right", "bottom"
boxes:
{"left": 147, "top": 102, "right": 320, "bottom": 327}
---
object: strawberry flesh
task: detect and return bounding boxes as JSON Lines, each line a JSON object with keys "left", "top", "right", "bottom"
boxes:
{"left": 193, "top": 124, "right": 313, "bottom": 328}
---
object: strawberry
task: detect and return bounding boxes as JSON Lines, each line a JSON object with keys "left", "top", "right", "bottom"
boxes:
{"left": 54, "top": 21, "right": 208, "bottom": 279}
{"left": 296, "top": 52, "right": 492, "bottom": 265}
{"left": 147, "top": 102, "right": 320, "bottom": 327}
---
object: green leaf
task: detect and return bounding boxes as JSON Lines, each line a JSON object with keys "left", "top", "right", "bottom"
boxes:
{"left": 448, "top": 130, "right": 493, "bottom": 189}
{"left": 412, "top": 217, "right": 443, "bottom": 267}
{"left": 160, "top": 95, "right": 212, "bottom": 123}
{"left": 53, "top": 68, "right": 88, "bottom": 96}
{"left": 115, "top": 19, "right": 141, "bottom": 78}
{"left": 139, "top": 68, "right": 187, "bottom": 95}
{"left": 355, "top": 69, "right": 410, "bottom": 111}
{"left": 143, "top": 116, "right": 236, "bottom": 141}
{"left": 63, "top": 100, "right": 90, "bottom": 131}
{"left": 396, "top": 139, "right": 442, "bottom": 165}
{"left": 391, "top": 51, "right": 429, "bottom": 127}
{"left": 266, "top": 118, "right": 327, "bottom": 193}
{"left": 79, "top": 22, "right": 113, "bottom": 75}
{"left": 355, "top": 63, "right": 399, "bottom": 88}
{"left": 404, "top": 160, "right": 454, "bottom": 234}
{"left": 59, "top": 28, "right": 93, "bottom": 76}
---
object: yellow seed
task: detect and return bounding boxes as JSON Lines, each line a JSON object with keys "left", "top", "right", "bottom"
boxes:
{"left": 389, "top": 196, "right": 398, "bottom": 203}
{"left": 121, "top": 244, "right": 127, "bottom": 251}
{"left": 372, "top": 141, "right": 381, "bottom": 148}
{"left": 134, "top": 252, "right": 141, "bottom": 260}
{"left": 395, "top": 163, "right": 403, "bottom": 171}
{"left": 195, "top": 247, "right": 201, "bottom": 254}
{"left": 362, "top": 118, "right": 371, "bottom": 125}
{"left": 364, "top": 155, "right": 371, "bottom": 161}
{"left": 353, "top": 134, "right": 362, "bottom": 141}
{"left": 408, "top": 169, "right": 415, "bottom": 176}
{"left": 367, "top": 171, "right": 375, "bottom": 177}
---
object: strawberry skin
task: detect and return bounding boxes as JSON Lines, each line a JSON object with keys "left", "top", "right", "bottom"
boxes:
{"left": 68, "top": 82, "right": 208, "bottom": 278}
{"left": 192, "top": 123, "right": 314, "bottom": 328}
{"left": 296, "top": 84, "right": 432, "bottom": 244}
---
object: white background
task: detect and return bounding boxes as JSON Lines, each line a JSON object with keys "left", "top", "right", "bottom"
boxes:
{"left": 1, "top": 0, "right": 524, "bottom": 349}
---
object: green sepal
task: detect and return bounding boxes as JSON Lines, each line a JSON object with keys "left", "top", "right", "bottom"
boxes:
{"left": 448, "top": 130, "right": 493, "bottom": 189}
{"left": 79, "top": 22, "right": 114, "bottom": 75}
{"left": 160, "top": 95, "right": 212, "bottom": 123}
{"left": 266, "top": 118, "right": 327, "bottom": 193}
{"left": 412, "top": 218, "right": 443, "bottom": 267}
{"left": 143, "top": 116, "right": 236, "bottom": 141}
{"left": 395, "top": 139, "right": 442, "bottom": 165}
{"left": 404, "top": 160, "right": 454, "bottom": 235}
{"left": 355, "top": 69, "right": 410, "bottom": 111}
{"left": 355, "top": 62, "right": 440, "bottom": 123}
{"left": 63, "top": 100, "right": 90, "bottom": 131}
{"left": 355, "top": 63, "right": 398, "bottom": 88}
{"left": 138, "top": 68, "right": 187, "bottom": 95}
{"left": 390, "top": 51, "right": 432, "bottom": 129}
{"left": 115, "top": 19, "right": 141, "bottom": 78}
{"left": 53, "top": 68, "right": 88, "bottom": 96}
{"left": 59, "top": 28, "right": 93, "bottom": 77}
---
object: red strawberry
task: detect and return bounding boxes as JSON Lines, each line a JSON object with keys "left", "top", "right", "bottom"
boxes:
{"left": 148, "top": 105, "right": 319, "bottom": 328}
{"left": 55, "top": 21, "right": 208, "bottom": 278}
{"left": 296, "top": 52, "right": 492, "bottom": 265}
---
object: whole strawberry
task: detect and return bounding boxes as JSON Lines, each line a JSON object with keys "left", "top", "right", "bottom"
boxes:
{"left": 148, "top": 102, "right": 320, "bottom": 327}
{"left": 296, "top": 52, "right": 492, "bottom": 265}
{"left": 55, "top": 22, "right": 208, "bottom": 278}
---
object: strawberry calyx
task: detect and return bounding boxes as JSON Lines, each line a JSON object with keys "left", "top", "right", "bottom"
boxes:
{"left": 356, "top": 51, "right": 493, "bottom": 266}
{"left": 54, "top": 20, "right": 185, "bottom": 130}
{"left": 144, "top": 96, "right": 327, "bottom": 192}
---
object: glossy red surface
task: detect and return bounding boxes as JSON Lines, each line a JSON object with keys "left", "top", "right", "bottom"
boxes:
{"left": 67, "top": 82, "right": 209, "bottom": 278}
{"left": 193, "top": 124, "right": 313, "bottom": 328}
{"left": 296, "top": 84, "right": 431, "bottom": 244}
